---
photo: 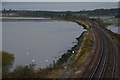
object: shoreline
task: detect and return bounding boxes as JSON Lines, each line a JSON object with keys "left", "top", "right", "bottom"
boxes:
{"left": 48, "top": 21, "right": 88, "bottom": 69}
{"left": 106, "top": 25, "right": 120, "bottom": 34}
{"left": 35, "top": 20, "right": 89, "bottom": 78}
{"left": 2, "top": 16, "right": 91, "bottom": 78}
{"left": 55, "top": 30, "right": 86, "bottom": 68}
{"left": 35, "top": 20, "right": 87, "bottom": 70}
{"left": 42, "top": 20, "right": 92, "bottom": 78}
{"left": 2, "top": 18, "right": 87, "bottom": 70}
{"left": 33, "top": 25, "right": 89, "bottom": 78}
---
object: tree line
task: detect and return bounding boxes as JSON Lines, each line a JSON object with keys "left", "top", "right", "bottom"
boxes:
{"left": 2, "top": 8, "right": 119, "bottom": 18}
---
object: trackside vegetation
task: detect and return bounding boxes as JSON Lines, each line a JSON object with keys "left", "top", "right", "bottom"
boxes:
{"left": 2, "top": 8, "right": 120, "bottom": 78}
{"left": 2, "top": 13, "right": 94, "bottom": 78}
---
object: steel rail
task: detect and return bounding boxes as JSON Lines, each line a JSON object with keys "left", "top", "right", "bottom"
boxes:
{"left": 89, "top": 23, "right": 104, "bottom": 79}
{"left": 79, "top": 25, "right": 99, "bottom": 78}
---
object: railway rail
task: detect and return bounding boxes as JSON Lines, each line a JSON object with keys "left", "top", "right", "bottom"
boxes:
{"left": 80, "top": 21, "right": 117, "bottom": 79}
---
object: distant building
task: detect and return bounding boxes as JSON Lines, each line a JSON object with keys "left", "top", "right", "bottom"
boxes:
{"left": 2, "top": 13, "right": 19, "bottom": 17}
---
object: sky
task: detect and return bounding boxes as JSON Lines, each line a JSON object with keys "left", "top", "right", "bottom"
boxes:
{"left": 1, "top": 0, "right": 119, "bottom": 2}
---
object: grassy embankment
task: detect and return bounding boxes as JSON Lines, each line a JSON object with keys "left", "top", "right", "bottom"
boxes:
{"left": 103, "top": 24, "right": 120, "bottom": 46}
{"left": 34, "top": 20, "right": 93, "bottom": 78}
{"left": 103, "top": 17, "right": 120, "bottom": 44}
{"left": 102, "top": 17, "right": 120, "bottom": 27}
{"left": 34, "top": 17, "right": 119, "bottom": 78}
{"left": 1, "top": 15, "right": 93, "bottom": 78}
{"left": 93, "top": 18, "right": 120, "bottom": 45}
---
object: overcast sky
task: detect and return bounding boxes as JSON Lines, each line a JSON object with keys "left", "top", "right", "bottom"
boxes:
{"left": 1, "top": 0, "right": 119, "bottom": 2}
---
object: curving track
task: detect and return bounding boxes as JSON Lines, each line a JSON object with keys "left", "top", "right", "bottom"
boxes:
{"left": 80, "top": 21, "right": 118, "bottom": 79}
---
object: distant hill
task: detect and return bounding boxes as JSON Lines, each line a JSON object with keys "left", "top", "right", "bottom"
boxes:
{"left": 1, "top": 8, "right": 119, "bottom": 17}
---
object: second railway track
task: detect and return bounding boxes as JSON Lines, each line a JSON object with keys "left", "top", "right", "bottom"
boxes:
{"left": 80, "top": 21, "right": 117, "bottom": 79}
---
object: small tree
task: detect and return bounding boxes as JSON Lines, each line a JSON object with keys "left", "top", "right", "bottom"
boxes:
{"left": 12, "top": 64, "right": 35, "bottom": 78}
{"left": 2, "top": 51, "right": 15, "bottom": 78}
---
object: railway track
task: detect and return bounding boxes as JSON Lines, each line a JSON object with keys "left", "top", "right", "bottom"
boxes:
{"left": 89, "top": 22, "right": 104, "bottom": 79}
{"left": 80, "top": 21, "right": 117, "bottom": 79}
{"left": 95, "top": 22, "right": 116, "bottom": 79}
{"left": 100, "top": 25, "right": 116, "bottom": 79}
{"left": 79, "top": 23, "right": 100, "bottom": 78}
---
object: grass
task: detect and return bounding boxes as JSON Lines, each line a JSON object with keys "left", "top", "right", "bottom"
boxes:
{"left": 99, "top": 17, "right": 120, "bottom": 44}
{"left": 70, "top": 30, "right": 92, "bottom": 71}
{"left": 32, "top": 20, "right": 93, "bottom": 78}
{"left": 59, "top": 29, "right": 93, "bottom": 77}
{"left": 103, "top": 17, "right": 120, "bottom": 27}
{"left": 74, "top": 52, "right": 89, "bottom": 69}
{"left": 103, "top": 27, "right": 120, "bottom": 45}
{"left": 95, "top": 17, "right": 120, "bottom": 46}
{"left": 1, "top": 17, "right": 88, "bottom": 78}
{"left": 34, "top": 30, "right": 91, "bottom": 78}
{"left": 1, "top": 16, "right": 93, "bottom": 78}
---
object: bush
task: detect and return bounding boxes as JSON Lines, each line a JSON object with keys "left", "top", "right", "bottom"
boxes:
{"left": 2, "top": 51, "right": 14, "bottom": 78}
{"left": 12, "top": 64, "right": 35, "bottom": 78}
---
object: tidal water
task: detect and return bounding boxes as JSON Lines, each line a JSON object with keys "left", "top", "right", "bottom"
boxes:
{"left": 3, "top": 20, "right": 85, "bottom": 69}
{"left": 107, "top": 25, "right": 120, "bottom": 34}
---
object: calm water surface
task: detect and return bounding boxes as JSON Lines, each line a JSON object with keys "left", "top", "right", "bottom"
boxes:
{"left": 107, "top": 25, "right": 120, "bottom": 34}
{"left": 3, "top": 20, "right": 85, "bottom": 69}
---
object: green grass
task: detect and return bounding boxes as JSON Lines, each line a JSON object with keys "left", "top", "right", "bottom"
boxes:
{"left": 1, "top": 16, "right": 92, "bottom": 78}
{"left": 70, "top": 32, "right": 92, "bottom": 71}
{"left": 103, "top": 17, "right": 120, "bottom": 27}
{"left": 96, "top": 17, "right": 120, "bottom": 45}
{"left": 60, "top": 30, "right": 93, "bottom": 75}
{"left": 43, "top": 28, "right": 93, "bottom": 78}
{"left": 40, "top": 31, "right": 91, "bottom": 78}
